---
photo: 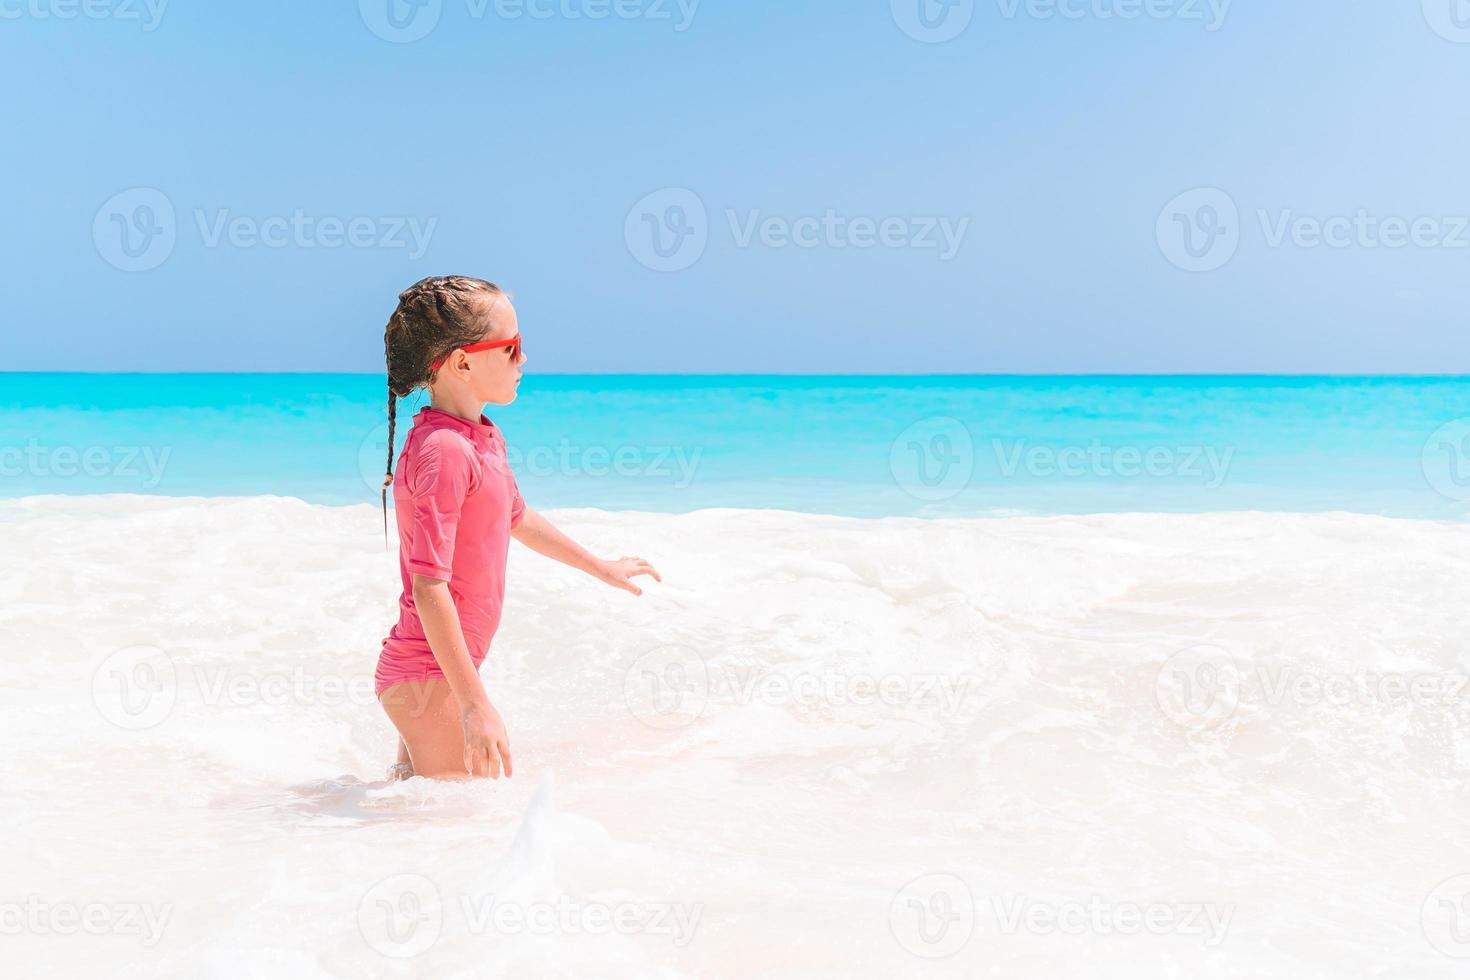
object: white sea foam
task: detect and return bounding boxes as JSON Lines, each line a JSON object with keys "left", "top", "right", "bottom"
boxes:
{"left": 3, "top": 496, "right": 1469, "bottom": 977}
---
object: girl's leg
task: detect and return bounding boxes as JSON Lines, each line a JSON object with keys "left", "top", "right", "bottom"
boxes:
{"left": 379, "top": 678, "right": 472, "bottom": 780}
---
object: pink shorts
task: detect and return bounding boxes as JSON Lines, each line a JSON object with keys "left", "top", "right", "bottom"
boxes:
{"left": 374, "top": 643, "right": 485, "bottom": 698}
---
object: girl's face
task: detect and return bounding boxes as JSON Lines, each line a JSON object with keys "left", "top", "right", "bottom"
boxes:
{"left": 436, "top": 294, "right": 526, "bottom": 406}
{"left": 474, "top": 296, "right": 524, "bottom": 406}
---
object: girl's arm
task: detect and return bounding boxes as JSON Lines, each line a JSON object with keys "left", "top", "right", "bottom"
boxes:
{"left": 413, "top": 574, "right": 513, "bottom": 778}
{"left": 511, "top": 506, "right": 662, "bottom": 595}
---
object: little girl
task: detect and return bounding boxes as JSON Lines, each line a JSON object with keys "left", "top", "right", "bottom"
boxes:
{"left": 376, "top": 276, "right": 660, "bottom": 780}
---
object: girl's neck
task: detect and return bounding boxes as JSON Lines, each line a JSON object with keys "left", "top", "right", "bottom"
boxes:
{"left": 429, "top": 388, "right": 485, "bottom": 424}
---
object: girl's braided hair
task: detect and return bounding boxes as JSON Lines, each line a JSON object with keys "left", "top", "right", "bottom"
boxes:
{"left": 380, "top": 275, "right": 504, "bottom": 537}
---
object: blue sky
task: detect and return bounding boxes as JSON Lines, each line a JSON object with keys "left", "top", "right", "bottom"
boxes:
{"left": 3, "top": 0, "right": 1469, "bottom": 373}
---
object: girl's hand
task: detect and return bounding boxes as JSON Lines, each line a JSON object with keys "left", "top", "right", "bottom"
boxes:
{"left": 461, "top": 700, "right": 512, "bottom": 779}
{"left": 595, "top": 556, "right": 662, "bottom": 596}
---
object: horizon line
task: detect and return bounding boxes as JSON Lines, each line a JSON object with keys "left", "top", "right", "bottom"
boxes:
{"left": 2, "top": 370, "right": 1468, "bottom": 379}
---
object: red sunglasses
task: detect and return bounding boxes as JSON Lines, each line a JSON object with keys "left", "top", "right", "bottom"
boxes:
{"left": 430, "top": 334, "right": 522, "bottom": 372}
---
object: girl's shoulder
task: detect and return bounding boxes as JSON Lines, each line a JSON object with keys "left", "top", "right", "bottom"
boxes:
{"left": 415, "top": 423, "right": 478, "bottom": 456}
{"left": 404, "top": 426, "right": 482, "bottom": 494}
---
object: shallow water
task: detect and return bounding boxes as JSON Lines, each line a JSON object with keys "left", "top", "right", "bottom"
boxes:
{"left": 3, "top": 373, "right": 1469, "bottom": 518}
{"left": 4, "top": 496, "right": 1469, "bottom": 977}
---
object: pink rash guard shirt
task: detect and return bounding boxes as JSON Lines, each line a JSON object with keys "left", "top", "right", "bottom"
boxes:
{"left": 376, "top": 406, "right": 525, "bottom": 697}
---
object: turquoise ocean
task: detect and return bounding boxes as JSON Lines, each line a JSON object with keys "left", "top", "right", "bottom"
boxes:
{"left": 2, "top": 373, "right": 1468, "bottom": 519}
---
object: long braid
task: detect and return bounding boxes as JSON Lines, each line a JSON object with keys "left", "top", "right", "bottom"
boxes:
{"left": 382, "top": 385, "right": 397, "bottom": 544}
{"left": 379, "top": 276, "right": 505, "bottom": 544}
{"left": 382, "top": 306, "right": 409, "bottom": 545}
